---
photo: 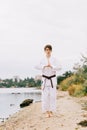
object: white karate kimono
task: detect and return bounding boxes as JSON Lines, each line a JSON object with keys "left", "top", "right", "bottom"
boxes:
{"left": 35, "top": 56, "right": 61, "bottom": 113}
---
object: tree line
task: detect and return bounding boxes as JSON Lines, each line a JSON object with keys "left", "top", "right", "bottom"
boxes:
{"left": 0, "top": 71, "right": 73, "bottom": 88}
{"left": 0, "top": 77, "right": 41, "bottom": 88}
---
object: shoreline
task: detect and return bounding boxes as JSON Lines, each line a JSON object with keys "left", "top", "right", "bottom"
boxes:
{"left": 0, "top": 90, "right": 87, "bottom": 130}
{"left": 0, "top": 87, "right": 41, "bottom": 94}
{"left": 0, "top": 88, "right": 41, "bottom": 123}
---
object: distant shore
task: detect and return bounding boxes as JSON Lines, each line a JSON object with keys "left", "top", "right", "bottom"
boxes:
{"left": 0, "top": 90, "right": 87, "bottom": 130}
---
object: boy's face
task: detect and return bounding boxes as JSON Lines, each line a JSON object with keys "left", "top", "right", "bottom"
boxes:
{"left": 45, "top": 48, "right": 52, "bottom": 56}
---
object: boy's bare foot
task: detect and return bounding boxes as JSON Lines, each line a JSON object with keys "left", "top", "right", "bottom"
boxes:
{"left": 46, "top": 111, "right": 51, "bottom": 118}
{"left": 50, "top": 111, "right": 54, "bottom": 116}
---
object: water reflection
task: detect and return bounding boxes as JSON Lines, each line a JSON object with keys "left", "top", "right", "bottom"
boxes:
{"left": 0, "top": 91, "right": 41, "bottom": 122}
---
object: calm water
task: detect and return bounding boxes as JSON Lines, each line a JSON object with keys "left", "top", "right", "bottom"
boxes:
{"left": 0, "top": 88, "right": 41, "bottom": 122}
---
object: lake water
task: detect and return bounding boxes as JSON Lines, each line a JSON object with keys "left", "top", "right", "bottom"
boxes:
{"left": 0, "top": 88, "right": 41, "bottom": 122}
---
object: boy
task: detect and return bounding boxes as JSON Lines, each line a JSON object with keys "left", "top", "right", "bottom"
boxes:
{"left": 36, "top": 44, "right": 61, "bottom": 117}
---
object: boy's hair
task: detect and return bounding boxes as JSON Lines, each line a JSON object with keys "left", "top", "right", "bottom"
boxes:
{"left": 44, "top": 44, "right": 52, "bottom": 51}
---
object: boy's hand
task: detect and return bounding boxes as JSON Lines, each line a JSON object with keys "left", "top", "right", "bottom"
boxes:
{"left": 47, "top": 64, "right": 52, "bottom": 68}
{"left": 41, "top": 86, "right": 44, "bottom": 90}
{"left": 43, "top": 64, "right": 52, "bottom": 68}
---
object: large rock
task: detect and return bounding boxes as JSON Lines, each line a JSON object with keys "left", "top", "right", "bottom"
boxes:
{"left": 78, "top": 120, "right": 87, "bottom": 127}
{"left": 20, "top": 99, "right": 33, "bottom": 108}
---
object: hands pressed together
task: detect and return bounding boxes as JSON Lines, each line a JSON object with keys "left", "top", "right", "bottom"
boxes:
{"left": 43, "top": 64, "right": 53, "bottom": 69}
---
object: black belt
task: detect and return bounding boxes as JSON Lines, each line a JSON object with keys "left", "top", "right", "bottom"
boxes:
{"left": 42, "top": 74, "right": 56, "bottom": 88}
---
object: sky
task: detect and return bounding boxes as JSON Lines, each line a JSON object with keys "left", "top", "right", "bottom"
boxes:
{"left": 0, "top": 0, "right": 87, "bottom": 79}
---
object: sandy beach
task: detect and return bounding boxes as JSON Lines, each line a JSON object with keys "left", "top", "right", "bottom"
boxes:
{"left": 0, "top": 90, "right": 87, "bottom": 130}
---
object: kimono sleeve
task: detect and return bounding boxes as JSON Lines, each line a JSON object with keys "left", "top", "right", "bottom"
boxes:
{"left": 52, "top": 58, "right": 62, "bottom": 71}
{"left": 35, "top": 59, "right": 44, "bottom": 70}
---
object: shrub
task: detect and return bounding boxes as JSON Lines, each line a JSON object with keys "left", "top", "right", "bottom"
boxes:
{"left": 60, "top": 75, "right": 75, "bottom": 91}
{"left": 83, "top": 80, "right": 87, "bottom": 95}
{"left": 68, "top": 85, "right": 76, "bottom": 95}
{"left": 68, "top": 84, "right": 84, "bottom": 97}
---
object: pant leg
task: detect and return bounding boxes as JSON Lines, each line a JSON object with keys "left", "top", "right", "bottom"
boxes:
{"left": 41, "top": 87, "right": 50, "bottom": 112}
{"left": 49, "top": 87, "right": 56, "bottom": 112}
